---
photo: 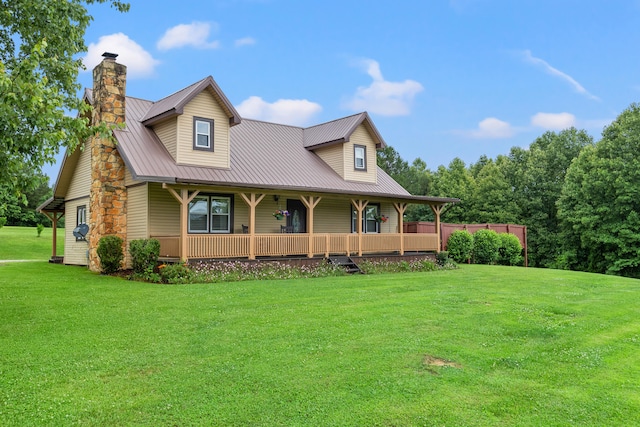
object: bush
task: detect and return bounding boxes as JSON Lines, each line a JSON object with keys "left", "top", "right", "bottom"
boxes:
{"left": 447, "top": 230, "right": 474, "bottom": 263}
{"left": 36, "top": 223, "right": 44, "bottom": 237}
{"left": 97, "top": 235, "right": 124, "bottom": 274}
{"left": 0, "top": 217, "right": 6, "bottom": 228}
{"left": 473, "top": 229, "right": 500, "bottom": 264}
{"left": 498, "top": 233, "right": 524, "bottom": 266}
{"left": 159, "top": 263, "right": 194, "bottom": 284}
{"left": 129, "top": 239, "right": 161, "bottom": 275}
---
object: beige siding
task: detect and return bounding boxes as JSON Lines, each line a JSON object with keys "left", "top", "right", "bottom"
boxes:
{"left": 148, "top": 183, "right": 180, "bottom": 235}
{"left": 314, "top": 144, "right": 345, "bottom": 179}
{"left": 344, "top": 125, "right": 377, "bottom": 184}
{"left": 378, "top": 202, "right": 400, "bottom": 233}
{"left": 66, "top": 141, "right": 91, "bottom": 200}
{"left": 64, "top": 197, "right": 90, "bottom": 265}
{"left": 153, "top": 118, "right": 178, "bottom": 160}
{"left": 314, "top": 198, "right": 351, "bottom": 233}
{"left": 233, "top": 194, "right": 249, "bottom": 233}
{"left": 125, "top": 184, "right": 149, "bottom": 267}
{"left": 176, "top": 90, "right": 230, "bottom": 168}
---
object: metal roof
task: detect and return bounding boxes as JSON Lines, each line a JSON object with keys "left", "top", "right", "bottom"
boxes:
{"left": 76, "top": 82, "right": 458, "bottom": 205}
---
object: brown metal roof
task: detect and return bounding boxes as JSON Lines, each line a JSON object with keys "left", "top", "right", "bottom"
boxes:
{"left": 303, "top": 112, "right": 386, "bottom": 149}
{"left": 87, "top": 81, "right": 458, "bottom": 205}
{"left": 139, "top": 76, "right": 241, "bottom": 126}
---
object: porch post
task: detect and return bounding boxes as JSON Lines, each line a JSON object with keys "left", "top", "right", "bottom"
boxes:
{"left": 300, "top": 195, "right": 321, "bottom": 258}
{"left": 42, "top": 211, "right": 64, "bottom": 259}
{"left": 393, "top": 202, "right": 407, "bottom": 255}
{"left": 165, "top": 185, "right": 200, "bottom": 262}
{"left": 351, "top": 199, "right": 368, "bottom": 257}
{"left": 430, "top": 203, "right": 444, "bottom": 252}
{"left": 240, "top": 192, "right": 265, "bottom": 260}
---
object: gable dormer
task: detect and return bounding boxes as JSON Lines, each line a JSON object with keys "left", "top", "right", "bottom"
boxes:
{"left": 304, "top": 112, "right": 385, "bottom": 184}
{"left": 141, "top": 76, "right": 241, "bottom": 169}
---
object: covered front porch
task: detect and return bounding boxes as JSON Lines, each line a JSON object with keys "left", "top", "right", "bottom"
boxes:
{"left": 161, "top": 184, "right": 451, "bottom": 261}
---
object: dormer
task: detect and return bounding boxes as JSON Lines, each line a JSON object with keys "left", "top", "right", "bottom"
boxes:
{"left": 304, "top": 112, "right": 385, "bottom": 184}
{"left": 140, "top": 76, "right": 241, "bottom": 169}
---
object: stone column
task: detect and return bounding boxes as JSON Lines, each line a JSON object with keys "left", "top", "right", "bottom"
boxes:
{"left": 88, "top": 53, "right": 127, "bottom": 272}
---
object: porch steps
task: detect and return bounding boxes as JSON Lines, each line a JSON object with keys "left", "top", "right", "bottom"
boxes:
{"left": 328, "top": 256, "right": 362, "bottom": 274}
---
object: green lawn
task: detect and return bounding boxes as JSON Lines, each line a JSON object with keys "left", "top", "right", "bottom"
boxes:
{"left": 0, "top": 226, "right": 65, "bottom": 260}
{"left": 1, "top": 261, "right": 639, "bottom": 426}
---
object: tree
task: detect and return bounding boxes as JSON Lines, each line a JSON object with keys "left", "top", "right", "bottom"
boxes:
{"left": 467, "top": 156, "right": 519, "bottom": 224}
{"left": 520, "top": 129, "right": 593, "bottom": 267}
{"left": 0, "top": 0, "right": 129, "bottom": 197}
{"left": 558, "top": 104, "right": 640, "bottom": 277}
{"left": 0, "top": 168, "right": 53, "bottom": 226}
{"left": 431, "top": 158, "right": 476, "bottom": 223}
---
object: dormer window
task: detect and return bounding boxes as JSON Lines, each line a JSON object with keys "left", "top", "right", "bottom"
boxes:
{"left": 354, "top": 145, "right": 366, "bottom": 171}
{"left": 194, "top": 117, "right": 214, "bottom": 151}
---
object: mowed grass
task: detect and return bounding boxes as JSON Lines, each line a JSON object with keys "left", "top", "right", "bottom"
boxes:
{"left": 1, "top": 261, "right": 639, "bottom": 426}
{"left": 0, "top": 226, "right": 65, "bottom": 260}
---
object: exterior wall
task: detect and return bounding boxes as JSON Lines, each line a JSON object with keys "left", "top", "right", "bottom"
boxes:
{"left": 314, "top": 144, "right": 344, "bottom": 179}
{"left": 153, "top": 117, "right": 177, "bottom": 161}
{"left": 177, "top": 90, "right": 230, "bottom": 168}
{"left": 378, "top": 202, "right": 399, "bottom": 233}
{"left": 66, "top": 140, "right": 92, "bottom": 200}
{"left": 125, "top": 183, "right": 150, "bottom": 267}
{"left": 343, "top": 124, "right": 377, "bottom": 184}
{"left": 64, "top": 197, "right": 90, "bottom": 265}
{"left": 64, "top": 141, "right": 92, "bottom": 265}
{"left": 314, "top": 198, "right": 351, "bottom": 233}
{"left": 148, "top": 183, "right": 180, "bottom": 236}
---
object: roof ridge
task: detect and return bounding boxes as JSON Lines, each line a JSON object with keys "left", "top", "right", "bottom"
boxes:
{"left": 304, "top": 112, "right": 366, "bottom": 130}
{"left": 150, "top": 76, "right": 209, "bottom": 105}
{"left": 240, "top": 118, "right": 304, "bottom": 129}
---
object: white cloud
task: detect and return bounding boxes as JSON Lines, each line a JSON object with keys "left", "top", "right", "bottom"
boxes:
{"left": 344, "top": 58, "right": 424, "bottom": 116}
{"left": 531, "top": 112, "right": 576, "bottom": 130}
{"left": 157, "top": 22, "right": 220, "bottom": 51}
{"left": 235, "top": 96, "right": 322, "bottom": 126}
{"left": 454, "top": 117, "right": 515, "bottom": 139}
{"left": 235, "top": 37, "right": 256, "bottom": 47}
{"left": 83, "top": 33, "right": 160, "bottom": 78}
{"left": 521, "top": 50, "right": 599, "bottom": 101}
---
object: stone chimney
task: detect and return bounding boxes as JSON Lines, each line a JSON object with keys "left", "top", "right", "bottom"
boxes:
{"left": 88, "top": 52, "right": 127, "bottom": 272}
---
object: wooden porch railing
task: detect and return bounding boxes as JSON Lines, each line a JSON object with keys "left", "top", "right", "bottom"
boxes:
{"left": 153, "top": 233, "right": 439, "bottom": 259}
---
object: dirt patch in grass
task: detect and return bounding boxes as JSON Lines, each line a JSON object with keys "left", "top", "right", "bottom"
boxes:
{"left": 423, "top": 355, "right": 462, "bottom": 369}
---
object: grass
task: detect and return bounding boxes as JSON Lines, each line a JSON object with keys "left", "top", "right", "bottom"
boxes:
{"left": 0, "top": 226, "right": 65, "bottom": 260}
{"left": 1, "top": 260, "right": 639, "bottom": 426}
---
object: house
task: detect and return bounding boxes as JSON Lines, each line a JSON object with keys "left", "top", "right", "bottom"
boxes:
{"left": 39, "top": 53, "right": 458, "bottom": 271}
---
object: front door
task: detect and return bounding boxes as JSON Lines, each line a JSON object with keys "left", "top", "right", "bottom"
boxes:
{"left": 287, "top": 199, "right": 307, "bottom": 233}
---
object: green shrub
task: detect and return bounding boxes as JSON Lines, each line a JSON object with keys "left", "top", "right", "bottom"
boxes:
{"left": 473, "top": 229, "right": 500, "bottom": 264}
{"left": 129, "top": 239, "right": 161, "bottom": 275}
{"left": 447, "top": 230, "right": 474, "bottom": 263}
{"left": 436, "top": 251, "right": 449, "bottom": 266}
{"left": 498, "top": 233, "right": 524, "bottom": 266}
{"left": 36, "top": 223, "right": 44, "bottom": 237}
{"left": 97, "top": 235, "right": 124, "bottom": 274}
{"left": 0, "top": 217, "right": 6, "bottom": 228}
{"left": 159, "top": 263, "right": 194, "bottom": 284}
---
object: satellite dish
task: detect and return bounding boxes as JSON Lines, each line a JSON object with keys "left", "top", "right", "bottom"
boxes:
{"left": 73, "top": 223, "right": 89, "bottom": 240}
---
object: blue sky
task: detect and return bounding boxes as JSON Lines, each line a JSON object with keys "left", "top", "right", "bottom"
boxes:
{"left": 44, "top": 0, "right": 640, "bottom": 182}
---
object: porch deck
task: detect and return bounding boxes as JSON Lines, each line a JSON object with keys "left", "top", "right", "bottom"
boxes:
{"left": 152, "top": 233, "right": 439, "bottom": 260}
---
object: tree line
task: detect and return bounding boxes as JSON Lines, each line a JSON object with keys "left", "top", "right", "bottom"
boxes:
{"left": 378, "top": 103, "right": 640, "bottom": 278}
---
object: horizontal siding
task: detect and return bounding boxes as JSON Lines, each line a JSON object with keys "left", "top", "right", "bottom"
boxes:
{"left": 344, "top": 125, "right": 377, "bottom": 184}
{"left": 66, "top": 140, "right": 91, "bottom": 200}
{"left": 153, "top": 117, "right": 177, "bottom": 160}
{"left": 125, "top": 184, "right": 149, "bottom": 267}
{"left": 178, "top": 90, "right": 230, "bottom": 168}
{"left": 314, "top": 198, "right": 351, "bottom": 233}
{"left": 314, "top": 144, "right": 344, "bottom": 178}
{"left": 148, "top": 183, "right": 180, "bottom": 235}
{"left": 64, "top": 197, "right": 90, "bottom": 265}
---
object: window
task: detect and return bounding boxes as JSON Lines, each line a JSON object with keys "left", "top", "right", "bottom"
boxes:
{"left": 77, "top": 205, "right": 86, "bottom": 226}
{"left": 354, "top": 145, "right": 367, "bottom": 171}
{"left": 75, "top": 205, "right": 87, "bottom": 241}
{"left": 188, "top": 194, "right": 233, "bottom": 233}
{"left": 351, "top": 204, "right": 380, "bottom": 233}
{"left": 193, "top": 117, "right": 214, "bottom": 151}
